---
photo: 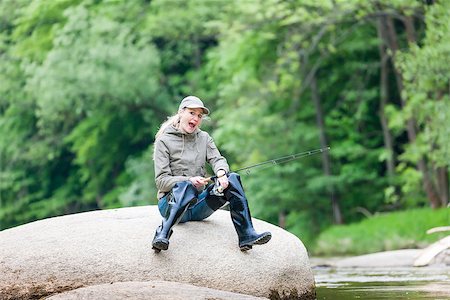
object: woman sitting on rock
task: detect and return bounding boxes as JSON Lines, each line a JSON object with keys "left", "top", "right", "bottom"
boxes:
{"left": 152, "top": 95, "right": 271, "bottom": 252}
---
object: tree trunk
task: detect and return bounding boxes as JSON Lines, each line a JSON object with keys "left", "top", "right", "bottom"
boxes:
{"left": 376, "top": 16, "right": 396, "bottom": 179}
{"left": 311, "top": 76, "right": 343, "bottom": 224}
{"left": 278, "top": 210, "right": 286, "bottom": 229}
{"left": 384, "top": 15, "right": 441, "bottom": 208}
{"left": 437, "top": 167, "right": 449, "bottom": 206}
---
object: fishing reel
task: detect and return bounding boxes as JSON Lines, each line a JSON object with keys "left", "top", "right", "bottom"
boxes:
{"left": 210, "top": 177, "right": 225, "bottom": 197}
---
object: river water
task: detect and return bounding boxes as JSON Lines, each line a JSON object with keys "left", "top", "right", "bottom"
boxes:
{"left": 313, "top": 264, "right": 450, "bottom": 299}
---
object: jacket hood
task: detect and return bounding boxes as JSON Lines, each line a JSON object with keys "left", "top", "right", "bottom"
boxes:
{"left": 164, "top": 124, "right": 201, "bottom": 137}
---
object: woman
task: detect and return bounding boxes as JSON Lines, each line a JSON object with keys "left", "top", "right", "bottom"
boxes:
{"left": 152, "top": 95, "right": 271, "bottom": 252}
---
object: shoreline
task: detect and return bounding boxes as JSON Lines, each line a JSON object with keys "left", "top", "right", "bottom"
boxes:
{"left": 310, "top": 248, "right": 450, "bottom": 268}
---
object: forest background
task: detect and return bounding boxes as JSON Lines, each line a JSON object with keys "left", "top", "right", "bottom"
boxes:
{"left": 1, "top": 0, "right": 449, "bottom": 254}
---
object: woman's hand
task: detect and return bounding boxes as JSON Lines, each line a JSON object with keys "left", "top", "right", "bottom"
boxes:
{"left": 189, "top": 176, "right": 209, "bottom": 189}
{"left": 216, "top": 170, "right": 229, "bottom": 190}
{"left": 217, "top": 176, "right": 229, "bottom": 190}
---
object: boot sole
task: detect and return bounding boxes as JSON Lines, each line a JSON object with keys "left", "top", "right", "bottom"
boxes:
{"left": 152, "top": 229, "right": 173, "bottom": 253}
{"left": 240, "top": 232, "right": 272, "bottom": 251}
{"left": 152, "top": 240, "right": 169, "bottom": 252}
{"left": 254, "top": 232, "right": 272, "bottom": 245}
{"left": 240, "top": 245, "right": 252, "bottom": 251}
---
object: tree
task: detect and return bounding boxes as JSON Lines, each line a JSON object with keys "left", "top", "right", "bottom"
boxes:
{"left": 395, "top": 1, "right": 450, "bottom": 207}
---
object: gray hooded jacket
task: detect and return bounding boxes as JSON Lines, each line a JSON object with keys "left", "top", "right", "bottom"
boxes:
{"left": 154, "top": 124, "right": 229, "bottom": 199}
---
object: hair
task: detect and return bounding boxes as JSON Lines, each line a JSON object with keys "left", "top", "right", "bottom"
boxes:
{"left": 153, "top": 113, "right": 180, "bottom": 161}
{"left": 155, "top": 113, "right": 180, "bottom": 140}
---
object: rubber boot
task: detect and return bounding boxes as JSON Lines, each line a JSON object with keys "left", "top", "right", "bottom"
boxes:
{"left": 152, "top": 182, "right": 197, "bottom": 252}
{"left": 226, "top": 173, "right": 272, "bottom": 251}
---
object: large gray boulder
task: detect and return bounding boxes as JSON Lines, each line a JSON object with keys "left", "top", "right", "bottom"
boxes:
{"left": 0, "top": 206, "right": 315, "bottom": 299}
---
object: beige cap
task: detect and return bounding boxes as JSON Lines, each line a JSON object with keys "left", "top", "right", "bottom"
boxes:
{"left": 178, "top": 96, "right": 210, "bottom": 115}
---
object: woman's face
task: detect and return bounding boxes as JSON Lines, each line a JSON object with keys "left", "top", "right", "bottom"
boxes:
{"left": 179, "top": 108, "right": 204, "bottom": 134}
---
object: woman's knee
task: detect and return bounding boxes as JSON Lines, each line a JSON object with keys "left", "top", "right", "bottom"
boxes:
{"left": 171, "top": 180, "right": 198, "bottom": 207}
{"left": 227, "top": 172, "right": 240, "bottom": 180}
{"left": 227, "top": 172, "right": 242, "bottom": 185}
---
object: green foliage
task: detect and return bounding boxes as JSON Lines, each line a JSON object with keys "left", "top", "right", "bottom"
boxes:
{"left": 116, "top": 147, "right": 157, "bottom": 207}
{"left": 142, "top": 0, "right": 228, "bottom": 98}
{"left": 314, "top": 207, "right": 450, "bottom": 256}
{"left": 0, "top": 0, "right": 168, "bottom": 229}
{"left": 12, "top": 0, "right": 83, "bottom": 61}
{"left": 395, "top": 1, "right": 450, "bottom": 167}
{"left": 381, "top": 1, "right": 450, "bottom": 211}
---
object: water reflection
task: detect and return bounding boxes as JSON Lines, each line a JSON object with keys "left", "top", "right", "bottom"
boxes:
{"left": 314, "top": 265, "right": 450, "bottom": 300}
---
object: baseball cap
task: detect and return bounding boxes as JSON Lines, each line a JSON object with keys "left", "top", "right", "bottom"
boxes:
{"left": 178, "top": 96, "right": 210, "bottom": 115}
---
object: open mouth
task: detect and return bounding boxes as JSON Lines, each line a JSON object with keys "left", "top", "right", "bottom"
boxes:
{"left": 188, "top": 121, "right": 197, "bottom": 130}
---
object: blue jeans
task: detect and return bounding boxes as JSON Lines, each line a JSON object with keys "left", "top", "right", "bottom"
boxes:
{"left": 157, "top": 183, "right": 219, "bottom": 223}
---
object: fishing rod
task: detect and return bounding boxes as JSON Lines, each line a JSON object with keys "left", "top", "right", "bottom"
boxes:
{"left": 207, "top": 146, "right": 331, "bottom": 194}
{"left": 234, "top": 146, "right": 331, "bottom": 175}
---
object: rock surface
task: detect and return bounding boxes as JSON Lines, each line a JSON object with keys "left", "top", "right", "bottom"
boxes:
{"left": 334, "top": 249, "right": 422, "bottom": 267}
{"left": 312, "top": 248, "right": 450, "bottom": 268}
{"left": 0, "top": 206, "right": 315, "bottom": 299}
{"left": 46, "top": 281, "right": 266, "bottom": 300}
